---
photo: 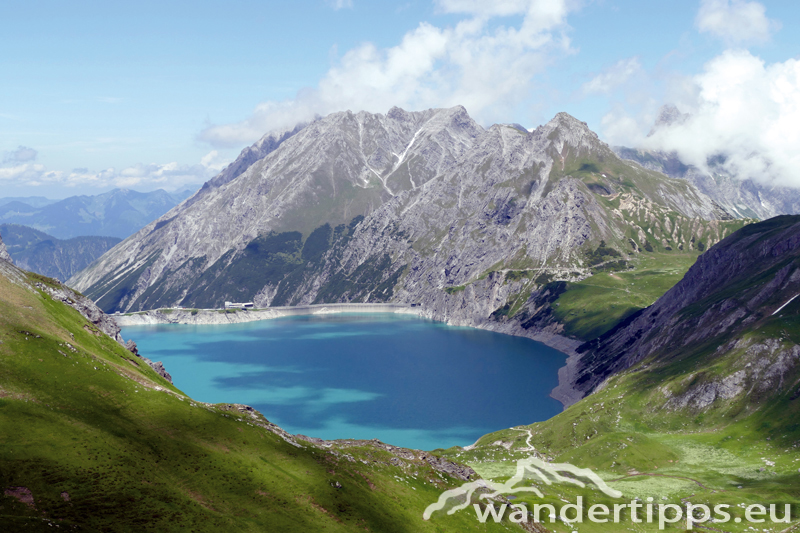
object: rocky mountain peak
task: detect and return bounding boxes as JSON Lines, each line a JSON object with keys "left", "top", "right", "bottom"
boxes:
{"left": 386, "top": 105, "right": 411, "bottom": 121}
{"left": 424, "top": 105, "right": 483, "bottom": 137}
{"left": 650, "top": 104, "right": 690, "bottom": 134}
{"left": 544, "top": 112, "right": 597, "bottom": 138}
{"left": 531, "top": 111, "right": 605, "bottom": 159}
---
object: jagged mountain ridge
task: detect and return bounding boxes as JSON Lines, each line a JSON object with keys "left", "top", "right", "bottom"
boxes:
{"left": 67, "top": 106, "right": 484, "bottom": 309}
{"left": 70, "top": 107, "right": 745, "bottom": 334}
{"left": 200, "top": 121, "right": 311, "bottom": 193}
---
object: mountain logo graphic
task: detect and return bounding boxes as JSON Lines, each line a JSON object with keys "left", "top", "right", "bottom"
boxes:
{"left": 423, "top": 456, "right": 622, "bottom": 520}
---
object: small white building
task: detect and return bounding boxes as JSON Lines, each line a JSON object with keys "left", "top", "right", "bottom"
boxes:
{"left": 224, "top": 301, "right": 254, "bottom": 310}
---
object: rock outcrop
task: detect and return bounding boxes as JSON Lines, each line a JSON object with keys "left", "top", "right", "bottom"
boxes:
{"left": 0, "top": 233, "right": 12, "bottom": 263}
{"left": 125, "top": 339, "right": 172, "bottom": 383}
{"left": 35, "top": 280, "right": 125, "bottom": 344}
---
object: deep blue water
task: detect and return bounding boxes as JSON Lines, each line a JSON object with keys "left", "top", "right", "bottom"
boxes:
{"left": 123, "top": 313, "right": 566, "bottom": 451}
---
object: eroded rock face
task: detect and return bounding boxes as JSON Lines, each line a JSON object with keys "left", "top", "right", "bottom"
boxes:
{"left": 0, "top": 233, "right": 12, "bottom": 263}
{"left": 661, "top": 342, "right": 800, "bottom": 411}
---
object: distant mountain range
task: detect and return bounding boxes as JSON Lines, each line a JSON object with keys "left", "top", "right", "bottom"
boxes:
{"left": 0, "top": 224, "right": 120, "bottom": 281}
{"left": 0, "top": 188, "right": 194, "bottom": 240}
{"left": 0, "top": 196, "right": 58, "bottom": 209}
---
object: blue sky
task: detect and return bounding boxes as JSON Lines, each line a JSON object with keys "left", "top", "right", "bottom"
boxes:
{"left": 1, "top": 0, "right": 798, "bottom": 197}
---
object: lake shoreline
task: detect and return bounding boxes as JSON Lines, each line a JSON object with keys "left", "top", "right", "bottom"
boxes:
{"left": 114, "top": 303, "right": 422, "bottom": 327}
{"left": 116, "top": 304, "right": 584, "bottom": 410}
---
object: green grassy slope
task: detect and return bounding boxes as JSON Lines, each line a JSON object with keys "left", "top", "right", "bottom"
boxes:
{"left": 0, "top": 265, "right": 513, "bottom": 532}
{"left": 550, "top": 252, "right": 700, "bottom": 340}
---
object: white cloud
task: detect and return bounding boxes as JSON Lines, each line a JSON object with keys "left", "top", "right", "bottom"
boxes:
{"left": 436, "top": 0, "right": 573, "bottom": 23}
{"left": 326, "top": 0, "right": 353, "bottom": 10}
{"left": 0, "top": 155, "right": 215, "bottom": 191}
{"left": 641, "top": 50, "right": 800, "bottom": 187}
{"left": 582, "top": 57, "right": 642, "bottom": 95}
{"left": 0, "top": 163, "right": 47, "bottom": 182}
{"left": 199, "top": 0, "right": 577, "bottom": 147}
{"left": 3, "top": 145, "right": 38, "bottom": 163}
{"left": 695, "top": 0, "right": 779, "bottom": 45}
{"left": 200, "top": 150, "right": 230, "bottom": 172}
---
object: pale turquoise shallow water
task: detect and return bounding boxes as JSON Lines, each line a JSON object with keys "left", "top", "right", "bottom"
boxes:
{"left": 123, "top": 313, "right": 567, "bottom": 451}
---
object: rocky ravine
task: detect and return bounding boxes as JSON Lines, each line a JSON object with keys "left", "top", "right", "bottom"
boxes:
{"left": 69, "top": 106, "right": 743, "bottom": 357}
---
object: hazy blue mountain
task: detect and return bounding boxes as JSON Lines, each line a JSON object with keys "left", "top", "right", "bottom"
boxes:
{"left": 0, "top": 188, "right": 194, "bottom": 239}
{"left": 0, "top": 223, "right": 121, "bottom": 281}
{"left": 0, "top": 196, "right": 58, "bottom": 208}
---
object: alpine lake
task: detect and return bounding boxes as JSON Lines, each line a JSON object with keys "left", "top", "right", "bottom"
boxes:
{"left": 122, "top": 313, "right": 567, "bottom": 451}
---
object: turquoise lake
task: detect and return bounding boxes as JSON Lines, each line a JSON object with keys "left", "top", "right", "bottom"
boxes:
{"left": 122, "top": 313, "right": 567, "bottom": 451}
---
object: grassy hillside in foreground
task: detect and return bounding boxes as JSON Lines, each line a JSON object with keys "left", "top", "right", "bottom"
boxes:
{"left": 440, "top": 217, "right": 800, "bottom": 531}
{"left": 0, "top": 264, "right": 514, "bottom": 532}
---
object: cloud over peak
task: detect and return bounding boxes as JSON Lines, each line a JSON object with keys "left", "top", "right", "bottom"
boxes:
{"left": 644, "top": 50, "right": 800, "bottom": 187}
{"left": 199, "top": 0, "right": 577, "bottom": 148}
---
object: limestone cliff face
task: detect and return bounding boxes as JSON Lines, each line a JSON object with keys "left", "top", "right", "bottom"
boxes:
{"left": 69, "top": 107, "right": 742, "bottom": 348}
{"left": 69, "top": 106, "right": 481, "bottom": 309}
{"left": 571, "top": 215, "right": 800, "bottom": 405}
{"left": 0, "top": 233, "right": 12, "bottom": 263}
